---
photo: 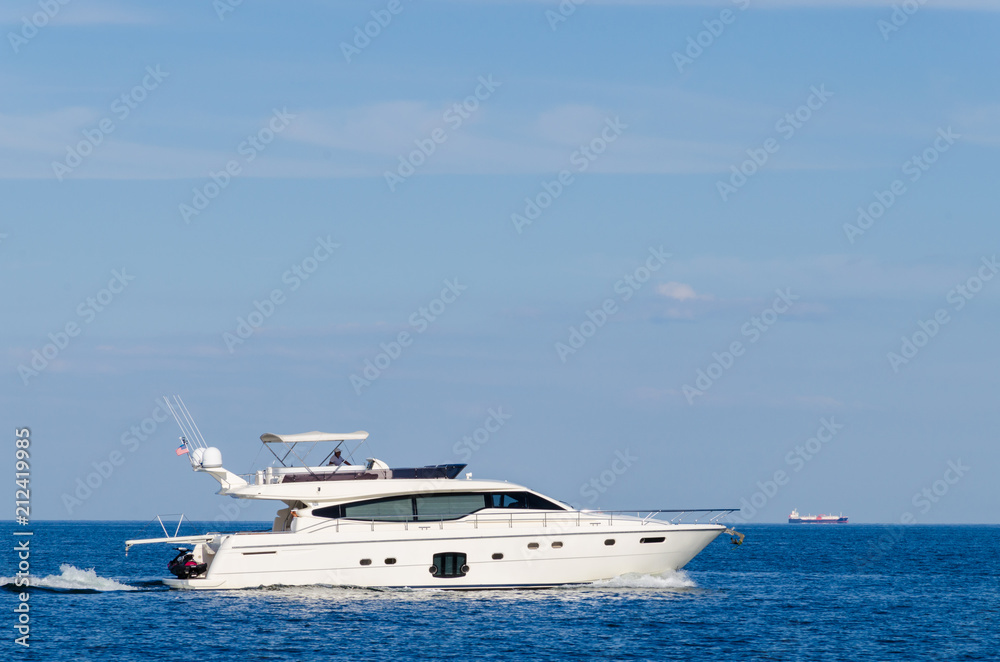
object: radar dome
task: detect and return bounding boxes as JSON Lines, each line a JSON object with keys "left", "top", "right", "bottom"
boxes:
{"left": 201, "top": 447, "right": 223, "bottom": 468}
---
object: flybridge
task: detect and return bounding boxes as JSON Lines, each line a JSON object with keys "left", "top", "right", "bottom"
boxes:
{"left": 162, "top": 396, "right": 465, "bottom": 490}
{"left": 259, "top": 430, "right": 371, "bottom": 470}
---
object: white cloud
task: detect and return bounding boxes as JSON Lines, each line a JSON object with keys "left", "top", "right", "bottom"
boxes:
{"left": 666, "top": 254, "right": 998, "bottom": 302}
{"left": 656, "top": 281, "right": 710, "bottom": 301}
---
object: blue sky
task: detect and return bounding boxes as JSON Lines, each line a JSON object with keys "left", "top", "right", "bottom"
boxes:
{"left": 2, "top": 0, "right": 998, "bottom": 523}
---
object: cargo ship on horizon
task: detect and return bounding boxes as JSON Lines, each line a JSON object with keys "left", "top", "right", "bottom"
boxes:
{"left": 788, "top": 509, "right": 848, "bottom": 524}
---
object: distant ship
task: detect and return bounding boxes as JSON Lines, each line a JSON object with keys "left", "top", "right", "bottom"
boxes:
{"left": 788, "top": 509, "right": 847, "bottom": 524}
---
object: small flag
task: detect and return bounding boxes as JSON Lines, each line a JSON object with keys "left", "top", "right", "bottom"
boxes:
{"left": 176, "top": 443, "right": 189, "bottom": 456}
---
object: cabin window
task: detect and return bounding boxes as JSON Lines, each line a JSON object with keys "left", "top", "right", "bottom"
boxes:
{"left": 640, "top": 537, "right": 665, "bottom": 544}
{"left": 315, "top": 495, "right": 415, "bottom": 522}
{"left": 385, "top": 558, "right": 397, "bottom": 565}
{"left": 551, "top": 541, "right": 563, "bottom": 549}
{"left": 491, "top": 493, "right": 523, "bottom": 508}
{"left": 430, "top": 552, "right": 468, "bottom": 578}
{"left": 489, "top": 492, "right": 565, "bottom": 511}
{"left": 312, "top": 490, "right": 567, "bottom": 522}
{"left": 360, "top": 559, "right": 372, "bottom": 566}
{"left": 345, "top": 496, "right": 414, "bottom": 521}
{"left": 527, "top": 542, "right": 539, "bottom": 550}
{"left": 605, "top": 539, "right": 616, "bottom": 546}
{"left": 415, "top": 493, "right": 488, "bottom": 520}
{"left": 492, "top": 553, "right": 503, "bottom": 560}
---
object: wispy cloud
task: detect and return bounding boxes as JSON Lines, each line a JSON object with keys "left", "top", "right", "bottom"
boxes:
{"left": 0, "top": 2, "right": 158, "bottom": 26}
{"left": 665, "top": 254, "right": 996, "bottom": 302}
{"left": 951, "top": 104, "right": 1000, "bottom": 147}
{"left": 0, "top": 108, "right": 99, "bottom": 153}
{"left": 473, "top": 0, "right": 999, "bottom": 8}
{"left": 656, "top": 281, "right": 712, "bottom": 302}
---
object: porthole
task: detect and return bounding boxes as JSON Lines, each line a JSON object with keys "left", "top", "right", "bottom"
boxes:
{"left": 492, "top": 553, "right": 504, "bottom": 560}
{"left": 604, "top": 539, "right": 616, "bottom": 546}
{"left": 429, "top": 565, "right": 439, "bottom": 575}
{"left": 527, "top": 542, "right": 540, "bottom": 550}
{"left": 640, "top": 537, "right": 665, "bottom": 544}
{"left": 385, "top": 557, "right": 397, "bottom": 564}
{"left": 360, "top": 558, "right": 372, "bottom": 566}
{"left": 551, "top": 541, "right": 563, "bottom": 549}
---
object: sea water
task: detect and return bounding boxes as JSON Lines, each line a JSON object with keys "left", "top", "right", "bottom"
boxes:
{"left": 2, "top": 522, "right": 997, "bottom": 660}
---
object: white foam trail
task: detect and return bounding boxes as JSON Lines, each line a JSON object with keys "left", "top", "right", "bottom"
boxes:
{"left": 591, "top": 570, "right": 697, "bottom": 589}
{"left": 1, "top": 564, "right": 136, "bottom": 591}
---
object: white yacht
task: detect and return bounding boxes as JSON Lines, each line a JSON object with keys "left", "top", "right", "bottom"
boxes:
{"left": 126, "top": 398, "right": 735, "bottom": 590}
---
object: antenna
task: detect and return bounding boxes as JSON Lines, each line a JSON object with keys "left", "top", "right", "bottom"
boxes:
{"left": 163, "top": 395, "right": 209, "bottom": 451}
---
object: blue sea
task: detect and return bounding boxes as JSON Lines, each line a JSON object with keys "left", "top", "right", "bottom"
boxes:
{"left": 2, "top": 522, "right": 998, "bottom": 661}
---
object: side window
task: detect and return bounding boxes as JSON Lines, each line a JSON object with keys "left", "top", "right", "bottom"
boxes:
{"left": 491, "top": 493, "right": 524, "bottom": 509}
{"left": 312, "top": 491, "right": 564, "bottom": 521}
{"left": 326, "top": 496, "right": 415, "bottom": 521}
{"left": 313, "top": 504, "right": 342, "bottom": 518}
{"left": 489, "top": 492, "right": 566, "bottom": 510}
{"left": 523, "top": 493, "right": 566, "bottom": 511}
{"left": 415, "top": 493, "right": 489, "bottom": 520}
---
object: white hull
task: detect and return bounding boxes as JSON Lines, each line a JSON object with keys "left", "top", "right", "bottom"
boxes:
{"left": 163, "top": 519, "right": 724, "bottom": 590}
{"left": 135, "top": 411, "right": 736, "bottom": 591}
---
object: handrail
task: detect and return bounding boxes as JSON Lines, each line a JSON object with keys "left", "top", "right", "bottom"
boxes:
{"left": 285, "top": 508, "right": 737, "bottom": 534}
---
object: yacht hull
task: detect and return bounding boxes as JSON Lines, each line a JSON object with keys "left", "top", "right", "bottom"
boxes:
{"left": 163, "top": 522, "right": 723, "bottom": 590}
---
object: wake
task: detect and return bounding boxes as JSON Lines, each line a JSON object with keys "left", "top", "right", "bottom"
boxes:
{"left": 591, "top": 569, "right": 697, "bottom": 589}
{"left": 1, "top": 564, "right": 137, "bottom": 593}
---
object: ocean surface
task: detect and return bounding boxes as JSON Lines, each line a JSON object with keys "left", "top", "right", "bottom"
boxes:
{"left": 2, "top": 521, "right": 997, "bottom": 661}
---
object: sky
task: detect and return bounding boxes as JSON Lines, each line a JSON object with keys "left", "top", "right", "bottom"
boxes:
{"left": 2, "top": 0, "right": 998, "bottom": 524}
